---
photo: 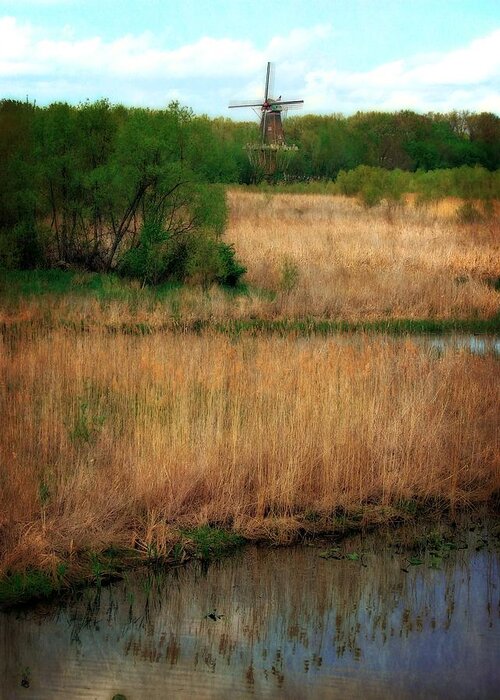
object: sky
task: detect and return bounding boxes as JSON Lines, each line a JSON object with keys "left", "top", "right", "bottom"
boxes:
{"left": 0, "top": 0, "right": 499, "bottom": 116}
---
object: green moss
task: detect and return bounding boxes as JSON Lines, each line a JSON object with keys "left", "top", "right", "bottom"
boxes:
{"left": 0, "top": 569, "right": 58, "bottom": 607}
{"left": 182, "top": 526, "right": 246, "bottom": 560}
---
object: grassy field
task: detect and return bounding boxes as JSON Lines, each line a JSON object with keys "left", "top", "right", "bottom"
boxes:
{"left": 1, "top": 329, "right": 498, "bottom": 571}
{"left": 1, "top": 191, "right": 499, "bottom": 329}
{"left": 0, "top": 191, "right": 499, "bottom": 603}
{"left": 228, "top": 191, "right": 499, "bottom": 320}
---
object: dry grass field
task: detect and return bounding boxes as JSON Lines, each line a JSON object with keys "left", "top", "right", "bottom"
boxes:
{"left": 0, "top": 191, "right": 499, "bottom": 586}
{"left": 227, "top": 191, "right": 499, "bottom": 320}
{"left": 0, "top": 329, "right": 498, "bottom": 574}
{"left": 1, "top": 191, "right": 499, "bottom": 328}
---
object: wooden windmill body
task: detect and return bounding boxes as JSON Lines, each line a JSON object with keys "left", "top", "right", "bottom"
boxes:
{"left": 229, "top": 62, "right": 303, "bottom": 177}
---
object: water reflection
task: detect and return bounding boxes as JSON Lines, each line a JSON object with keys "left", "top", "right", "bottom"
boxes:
{"left": 293, "top": 334, "right": 500, "bottom": 357}
{"left": 424, "top": 334, "right": 500, "bottom": 356}
{"left": 1, "top": 528, "right": 499, "bottom": 699}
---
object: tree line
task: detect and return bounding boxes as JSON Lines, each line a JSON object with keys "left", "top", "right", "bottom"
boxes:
{"left": 0, "top": 99, "right": 249, "bottom": 283}
{"left": 0, "top": 98, "right": 498, "bottom": 278}
{"left": 285, "top": 110, "right": 499, "bottom": 178}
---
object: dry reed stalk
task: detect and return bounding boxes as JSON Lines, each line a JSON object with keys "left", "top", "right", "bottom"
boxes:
{"left": 0, "top": 329, "right": 498, "bottom": 571}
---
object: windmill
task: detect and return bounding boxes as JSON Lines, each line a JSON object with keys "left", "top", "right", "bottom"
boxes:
{"left": 229, "top": 62, "right": 304, "bottom": 178}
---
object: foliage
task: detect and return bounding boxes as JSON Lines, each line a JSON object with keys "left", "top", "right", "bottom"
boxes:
{"left": 214, "top": 241, "right": 247, "bottom": 287}
{"left": 119, "top": 186, "right": 246, "bottom": 287}
{"left": 119, "top": 220, "right": 175, "bottom": 286}
{"left": 336, "top": 165, "right": 407, "bottom": 206}
{"left": 335, "top": 164, "right": 499, "bottom": 204}
{"left": 286, "top": 110, "right": 499, "bottom": 177}
{"left": 0, "top": 99, "right": 499, "bottom": 279}
{"left": 0, "top": 99, "right": 245, "bottom": 289}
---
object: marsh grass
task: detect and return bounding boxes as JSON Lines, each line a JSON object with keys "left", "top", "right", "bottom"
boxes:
{"left": 0, "top": 191, "right": 498, "bottom": 602}
{"left": 0, "top": 328, "right": 498, "bottom": 585}
{"left": 227, "top": 191, "right": 499, "bottom": 320}
{"left": 1, "top": 192, "right": 498, "bottom": 327}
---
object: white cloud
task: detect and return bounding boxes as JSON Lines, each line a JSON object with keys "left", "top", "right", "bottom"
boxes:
{"left": 0, "top": 16, "right": 33, "bottom": 60}
{"left": 303, "top": 28, "right": 500, "bottom": 114}
{"left": 0, "top": 19, "right": 329, "bottom": 81}
{"left": 0, "top": 16, "right": 498, "bottom": 114}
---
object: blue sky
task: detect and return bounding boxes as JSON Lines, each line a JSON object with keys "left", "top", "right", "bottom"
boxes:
{"left": 1, "top": 0, "right": 499, "bottom": 115}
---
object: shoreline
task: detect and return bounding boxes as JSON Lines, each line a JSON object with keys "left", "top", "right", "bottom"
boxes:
{"left": 2, "top": 502, "right": 498, "bottom": 611}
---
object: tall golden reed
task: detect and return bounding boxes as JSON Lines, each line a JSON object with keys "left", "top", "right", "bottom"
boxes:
{"left": 227, "top": 191, "right": 499, "bottom": 320}
{"left": 1, "top": 328, "right": 498, "bottom": 572}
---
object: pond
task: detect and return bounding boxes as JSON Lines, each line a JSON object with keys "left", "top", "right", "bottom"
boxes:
{"left": 1, "top": 522, "right": 499, "bottom": 699}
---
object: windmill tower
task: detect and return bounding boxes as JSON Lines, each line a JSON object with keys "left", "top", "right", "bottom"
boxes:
{"left": 229, "top": 62, "right": 304, "bottom": 178}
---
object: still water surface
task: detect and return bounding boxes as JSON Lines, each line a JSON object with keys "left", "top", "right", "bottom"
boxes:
{"left": 1, "top": 525, "right": 499, "bottom": 699}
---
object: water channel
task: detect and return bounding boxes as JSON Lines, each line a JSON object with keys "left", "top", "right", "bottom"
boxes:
{"left": 1, "top": 522, "right": 499, "bottom": 699}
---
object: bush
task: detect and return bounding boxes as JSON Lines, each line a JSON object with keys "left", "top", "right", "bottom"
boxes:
{"left": 0, "top": 222, "right": 46, "bottom": 270}
{"left": 118, "top": 220, "right": 172, "bottom": 286}
{"left": 336, "top": 164, "right": 499, "bottom": 204}
{"left": 184, "top": 233, "right": 246, "bottom": 288}
{"left": 0, "top": 229, "right": 20, "bottom": 269}
{"left": 336, "top": 166, "right": 408, "bottom": 206}
{"left": 119, "top": 222, "right": 246, "bottom": 289}
{"left": 184, "top": 229, "right": 226, "bottom": 288}
{"left": 411, "top": 165, "right": 499, "bottom": 201}
{"left": 215, "top": 241, "right": 246, "bottom": 287}
{"left": 192, "top": 183, "right": 227, "bottom": 235}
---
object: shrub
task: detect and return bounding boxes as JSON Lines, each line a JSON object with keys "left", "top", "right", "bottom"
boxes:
{"left": 0, "top": 221, "right": 45, "bottom": 270}
{"left": 118, "top": 220, "right": 172, "bottom": 286}
{"left": 185, "top": 229, "right": 226, "bottom": 288}
{"left": 119, "top": 222, "right": 246, "bottom": 289}
{"left": 215, "top": 241, "right": 247, "bottom": 287}
{"left": 336, "top": 166, "right": 408, "bottom": 206}
{"left": 0, "top": 229, "right": 20, "bottom": 269}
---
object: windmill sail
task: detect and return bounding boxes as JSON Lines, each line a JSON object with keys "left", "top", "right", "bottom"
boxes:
{"left": 228, "top": 62, "right": 303, "bottom": 146}
{"left": 264, "top": 62, "right": 271, "bottom": 103}
{"left": 228, "top": 62, "right": 303, "bottom": 177}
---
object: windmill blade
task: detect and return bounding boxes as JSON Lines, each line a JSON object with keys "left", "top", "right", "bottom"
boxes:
{"left": 270, "top": 100, "right": 304, "bottom": 107}
{"left": 279, "top": 105, "right": 303, "bottom": 115}
{"left": 264, "top": 62, "right": 271, "bottom": 102}
{"left": 228, "top": 101, "right": 265, "bottom": 109}
{"left": 276, "top": 103, "right": 304, "bottom": 112}
{"left": 268, "top": 63, "right": 276, "bottom": 101}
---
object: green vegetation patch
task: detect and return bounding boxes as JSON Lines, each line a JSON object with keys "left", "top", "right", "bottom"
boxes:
{"left": 181, "top": 526, "right": 246, "bottom": 560}
{"left": 0, "top": 527, "right": 246, "bottom": 609}
{"left": 0, "top": 567, "right": 63, "bottom": 608}
{"left": 216, "top": 317, "right": 500, "bottom": 336}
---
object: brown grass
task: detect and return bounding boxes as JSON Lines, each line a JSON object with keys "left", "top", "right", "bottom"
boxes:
{"left": 227, "top": 191, "right": 499, "bottom": 320}
{"left": 1, "top": 328, "right": 498, "bottom": 573}
{"left": 1, "top": 191, "right": 498, "bottom": 328}
{"left": 1, "top": 192, "right": 498, "bottom": 580}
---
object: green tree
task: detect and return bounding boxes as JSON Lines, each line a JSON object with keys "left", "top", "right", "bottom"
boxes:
{"left": 0, "top": 100, "right": 40, "bottom": 268}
